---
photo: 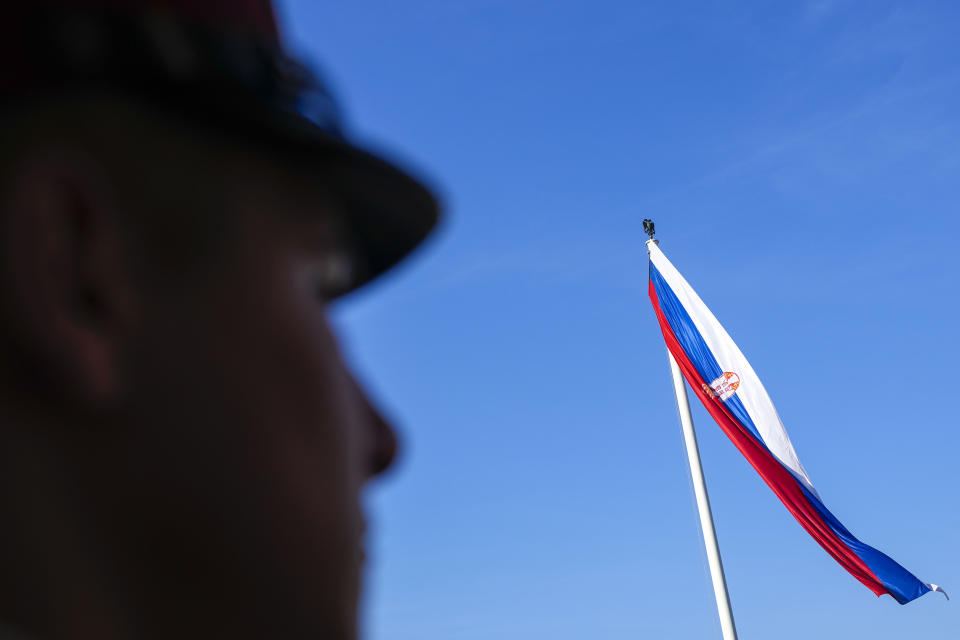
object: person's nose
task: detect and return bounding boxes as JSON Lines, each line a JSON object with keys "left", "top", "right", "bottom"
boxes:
{"left": 353, "top": 379, "right": 399, "bottom": 479}
{"left": 369, "top": 401, "right": 399, "bottom": 478}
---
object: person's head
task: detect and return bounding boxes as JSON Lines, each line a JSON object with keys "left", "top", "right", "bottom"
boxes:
{"left": 0, "top": 4, "right": 439, "bottom": 640}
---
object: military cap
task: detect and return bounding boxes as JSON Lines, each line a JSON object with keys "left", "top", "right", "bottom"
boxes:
{"left": 2, "top": 0, "right": 441, "bottom": 295}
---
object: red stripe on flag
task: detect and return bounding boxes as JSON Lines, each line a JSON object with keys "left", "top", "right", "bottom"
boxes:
{"left": 649, "top": 278, "right": 888, "bottom": 598}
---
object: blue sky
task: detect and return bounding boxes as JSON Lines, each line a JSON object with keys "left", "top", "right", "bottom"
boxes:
{"left": 279, "top": 2, "right": 958, "bottom": 637}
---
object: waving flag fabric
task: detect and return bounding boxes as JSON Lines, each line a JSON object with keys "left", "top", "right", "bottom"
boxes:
{"left": 647, "top": 241, "right": 944, "bottom": 605}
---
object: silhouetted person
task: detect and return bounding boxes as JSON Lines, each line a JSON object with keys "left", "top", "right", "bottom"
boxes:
{"left": 0, "top": 2, "right": 440, "bottom": 638}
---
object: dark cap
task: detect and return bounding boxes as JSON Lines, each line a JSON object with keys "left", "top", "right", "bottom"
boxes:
{"left": 2, "top": 0, "right": 441, "bottom": 295}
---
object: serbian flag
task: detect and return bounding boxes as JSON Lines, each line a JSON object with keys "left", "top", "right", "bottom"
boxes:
{"left": 647, "top": 241, "right": 945, "bottom": 604}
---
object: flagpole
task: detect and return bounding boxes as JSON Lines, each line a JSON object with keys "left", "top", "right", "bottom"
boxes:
{"left": 644, "top": 225, "right": 738, "bottom": 640}
{"left": 667, "top": 349, "right": 738, "bottom": 640}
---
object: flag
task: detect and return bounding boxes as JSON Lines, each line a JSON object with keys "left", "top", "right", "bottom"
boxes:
{"left": 647, "top": 241, "right": 945, "bottom": 604}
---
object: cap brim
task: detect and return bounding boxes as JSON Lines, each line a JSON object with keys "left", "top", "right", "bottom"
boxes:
{"left": 320, "top": 140, "right": 442, "bottom": 295}
{"left": 239, "top": 102, "right": 442, "bottom": 296}
{"left": 174, "top": 88, "right": 442, "bottom": 297}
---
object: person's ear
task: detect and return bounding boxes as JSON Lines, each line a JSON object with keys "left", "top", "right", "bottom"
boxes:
{"left": 0, "top": 150, "right": 136, "bottom": 405}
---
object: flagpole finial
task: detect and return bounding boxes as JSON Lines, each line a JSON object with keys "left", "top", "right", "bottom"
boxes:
{"left": 643, "top": 218, "right": 659, "bottom": 249}
{"left": 642, "top": 218, "right": 656, "bottom": 239}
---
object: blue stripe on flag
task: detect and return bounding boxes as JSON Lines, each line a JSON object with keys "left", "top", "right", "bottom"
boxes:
{"left": 797, "top": 483, "right": 930, "bottom": 604}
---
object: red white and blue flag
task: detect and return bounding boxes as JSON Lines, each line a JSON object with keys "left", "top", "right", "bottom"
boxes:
{"left": 647, "top": 241, "right": 945, "bottom": 604}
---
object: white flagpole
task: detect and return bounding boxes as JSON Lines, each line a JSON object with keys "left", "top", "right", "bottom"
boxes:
{"left": 668, "top": 350, "right": 739, "bottom": 640}
{"left": 646, "top": 232, "right": 738, "bottom": 640}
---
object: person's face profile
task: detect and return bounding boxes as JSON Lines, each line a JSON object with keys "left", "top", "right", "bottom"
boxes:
{"left": 104, "top": 146, "right": 399, "bottom": 638}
